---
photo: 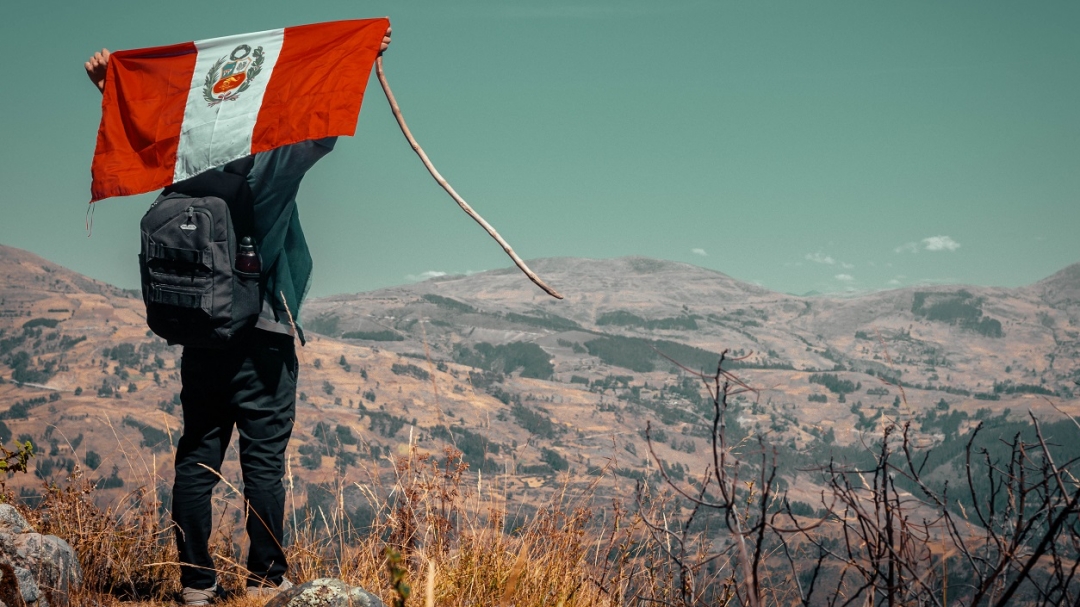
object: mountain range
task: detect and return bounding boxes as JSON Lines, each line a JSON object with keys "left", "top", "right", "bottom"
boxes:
{"left": 1, "top": 244, "right": 1077, "bottom": 513}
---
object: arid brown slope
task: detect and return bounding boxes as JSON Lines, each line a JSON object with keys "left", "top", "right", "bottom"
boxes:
{"left": 306, "top": 256, "right": 1080, "bottom": 461}
{"left": 307, "top": 255, "right": 1079, "bottom": 399}
{"left": 0, "top": 245, "right": 590, "bottom": 512}
{"left": 1, "top": 244, "right": 1078, "bottom": 515}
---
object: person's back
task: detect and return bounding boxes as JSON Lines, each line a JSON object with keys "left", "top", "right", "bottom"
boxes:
{"left": 84, "top": 27, "right": 390, "bottom": 604}
{"left": 168, "top": 139, "right": 333, "bottom": 603}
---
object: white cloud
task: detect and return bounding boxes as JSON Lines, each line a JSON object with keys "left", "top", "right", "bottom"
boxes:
{"left": 840, "top": 262, "right": 854, "bottom": 269}
{"left": 922, "top": 235, "right": 960, "bottom": 252}
{"left": 691, "top": 248, "right": 707, "bottom": 257}
{"left": 887, "top": 278, "right": 902, "bottom": 286}
{"left": 895, "top": 235, "right": 961, "bottom": 254}
{"left": 835, "top": 274, "right": 855, "bottom": 282}
{"left": 405, "top": 270, "right": 447, "bottom": 282}
{"left": 805, "top": 252, "right": 836, "bottom": 265}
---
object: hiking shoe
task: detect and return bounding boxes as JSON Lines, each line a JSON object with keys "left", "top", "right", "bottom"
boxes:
{"left": 246, "top": 577, "right": 294, "bottom": 599}
{"left": 181, "top": 584, "right": 225, "bottom": 605}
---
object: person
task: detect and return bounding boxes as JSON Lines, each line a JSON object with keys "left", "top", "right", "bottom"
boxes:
{"left": 85, "top": 27, "right": 391, "bottom": 605}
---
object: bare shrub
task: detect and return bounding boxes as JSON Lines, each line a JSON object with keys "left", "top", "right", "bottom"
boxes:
{"left": 633, "top": 351, "right": 1080, "bottom": 606}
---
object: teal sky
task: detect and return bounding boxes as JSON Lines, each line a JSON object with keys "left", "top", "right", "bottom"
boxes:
{"left": 1, "top": 1, "right": 1077, "bottom": 298}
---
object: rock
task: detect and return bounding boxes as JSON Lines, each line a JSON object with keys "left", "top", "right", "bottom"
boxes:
{"left": 0, "top": 505, "right": 81, "bottom": 607}
{"left": 264, "top": 578, "right": 386, "bottom": 607}
{"left": 0, "top": 563, "right": 26, "bottom": 607}
{"left": 0, "top": 509, "right": 30, "bottom": 536}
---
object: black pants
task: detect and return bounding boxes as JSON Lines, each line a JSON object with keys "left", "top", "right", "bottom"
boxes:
{"left": 172, "top": 330, "right": 297, "bottom": 589}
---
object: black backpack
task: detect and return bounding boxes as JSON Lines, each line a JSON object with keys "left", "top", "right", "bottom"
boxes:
{"left": 139, "top": 158, "right": 262, "bottom": 348}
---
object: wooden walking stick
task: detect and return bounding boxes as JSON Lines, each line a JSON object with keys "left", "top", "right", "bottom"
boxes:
{"left": 375, "top": 56, "right": 564, "bottom": 300}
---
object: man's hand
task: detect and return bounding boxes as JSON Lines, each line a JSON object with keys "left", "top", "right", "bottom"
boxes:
{"left": 85, "top": 48, "right": 110, "bottom": 94}
{"left": 380, "top": 27, "right": 392, "bottom": 54}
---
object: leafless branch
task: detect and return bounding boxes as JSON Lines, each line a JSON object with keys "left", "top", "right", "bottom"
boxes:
{"left": 375, "top": 57, "right": 563, "bottom": 300}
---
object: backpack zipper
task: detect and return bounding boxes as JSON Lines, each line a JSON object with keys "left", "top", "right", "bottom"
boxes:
{"left": 180, "top": 206, "right": 197, "bottom": 231}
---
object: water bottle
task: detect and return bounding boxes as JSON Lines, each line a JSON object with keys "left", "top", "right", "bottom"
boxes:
{"left": 236, "top": 236, "right": 260, "bottom": 274}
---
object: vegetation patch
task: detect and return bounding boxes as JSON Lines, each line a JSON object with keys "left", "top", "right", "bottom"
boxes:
{"left": 105, "top": 343, "right": 140, "bottom": 368}
{"left": 993, "top": 381, "right": 1054, "bottom": 396}
{"left": 22, "top": 318, "right": 61, "bottom": 329}
{"left": 911, "top": 290, "right": 1004, "bottom": 337}
{"left": 59, "top": 335, "right": 87, "bottom": 351}
{"left": 342, "top": 330, "right": 404, "bottom": 341}
{"left": 391, "top": 363, "right": 430, "bottom": 381}
{"left": 500, "top": 311, "right": 582, "bottom": 331}
{"left": 421, "top": 294, "right": 478, "bottom": 314}
{"left": 583, "top": 334, "right": 721, "bottom": 373}
{"left": 6, "top": 351, "right": 57, "bottom": 384}
{"left": 808, "top": 373, "right": 860, "bottom": 395}
{"left": 597, "top": 310, "right": 698, "bottom": 331}
{"left": 0, "top": 395, "right": 50, "bottom": 420}
{"left": 541, "top": 447, "right": 568, "bottom": 471}
{"left": 428, "top": 425, "right": 503, "bottom": 472}
{"left": 453, "top": 342, "right": 553, "bottom": 380}
{"left": 121, "top": 416, "right": 172, "bottom": 452}
{"left": 361, "top": 410, "right": 410, "bottom": 438}
{"left": 510, "top": 402, "right": 559, "bottom": 438}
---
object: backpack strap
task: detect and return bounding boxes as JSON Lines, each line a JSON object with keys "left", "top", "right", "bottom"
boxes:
{"left": 148, "top": 285, "right": 207, "bottom": 309}
{"left": 145, "top": 243, "right": 212, "bottom": 270}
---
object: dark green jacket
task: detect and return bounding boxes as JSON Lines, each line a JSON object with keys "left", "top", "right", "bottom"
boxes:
{"left": 244, "top": 137, "right": 337, "bottom": 344}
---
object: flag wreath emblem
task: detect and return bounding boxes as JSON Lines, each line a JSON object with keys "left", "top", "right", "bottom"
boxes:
{"left": 203, "top": 44, "right": 265, "bottom": 106}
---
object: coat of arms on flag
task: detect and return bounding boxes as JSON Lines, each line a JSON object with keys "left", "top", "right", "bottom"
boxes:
{"left": 203, "top": 44, "right": 265, "bottom": 105}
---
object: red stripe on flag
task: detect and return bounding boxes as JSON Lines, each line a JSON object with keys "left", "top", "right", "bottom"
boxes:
{"left": 90, "top": 42, "right": 197, "bottom": 202}
{"left": 251, "top": 18, "right": 389, "bottom": 154}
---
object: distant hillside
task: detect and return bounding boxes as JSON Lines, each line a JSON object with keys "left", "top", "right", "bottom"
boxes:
{"left": 303, "top": 254, "right": 1080, "bottom": 508}
{"left": 306, "top": 255, "right": 1080, "bottom": 399}
{"left": 1033, "top": 262, "right": 1080, "bottom": 307}
{"left": 1, "top": 243, "right": 1078, "bottom": 519}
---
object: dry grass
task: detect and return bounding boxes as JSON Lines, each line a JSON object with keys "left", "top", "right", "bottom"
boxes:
{"left": 8, "top": 352, "right": 1077, "bottom": 606}
{"left": 7, "top": 432, "right": 647, "bottom": 607}
{"left": 10, "top": 416, "right": 1080, "bottom": 606}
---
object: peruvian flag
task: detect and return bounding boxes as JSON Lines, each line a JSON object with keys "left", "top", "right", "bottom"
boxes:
{"left": 90, "top": 18, "right": 390, "bottom": 202}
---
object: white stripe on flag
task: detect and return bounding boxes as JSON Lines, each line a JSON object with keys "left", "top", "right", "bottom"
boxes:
{"left": 173, "top": 28, "right": 285, "bottom": 183}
